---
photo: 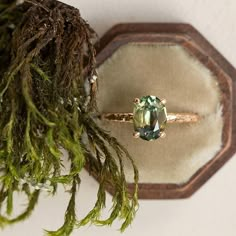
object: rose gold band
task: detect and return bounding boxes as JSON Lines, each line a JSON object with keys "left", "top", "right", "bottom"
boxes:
{"left": 101, "top": 112, "right": 200, "bottom": 123}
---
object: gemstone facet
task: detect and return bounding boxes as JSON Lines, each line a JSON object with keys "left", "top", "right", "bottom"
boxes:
{"left": 133, "top": 95, "right": 167, "bottom": 141}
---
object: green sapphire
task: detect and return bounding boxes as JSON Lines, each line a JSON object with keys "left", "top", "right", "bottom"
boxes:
{"left": 133, "top": 95, "right": 167, "bottom": 141}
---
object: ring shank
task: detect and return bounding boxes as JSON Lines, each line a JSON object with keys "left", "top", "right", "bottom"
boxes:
{"left": 101, "top": 112, "right": 200, "bottom": 123}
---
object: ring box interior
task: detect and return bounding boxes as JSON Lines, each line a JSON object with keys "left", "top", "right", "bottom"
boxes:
{"left": 93, "top": 23, "right": 236, "bottom": 199}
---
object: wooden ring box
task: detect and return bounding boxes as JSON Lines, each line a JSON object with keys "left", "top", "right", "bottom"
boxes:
{"left": 92, "top": 23, "right": 236, "bottom": 199}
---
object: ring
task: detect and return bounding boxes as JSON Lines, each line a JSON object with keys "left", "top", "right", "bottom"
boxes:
{"left": 101, "top": 95, "right": 200, "bottom": 141}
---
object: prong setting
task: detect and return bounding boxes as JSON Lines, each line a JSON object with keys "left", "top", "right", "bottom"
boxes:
{"left": 160, "top": 98, "right": 167, "bottom": 105}
{"left": 133, "top": 132, "right": 140, "bottom": 138}
{"left": 160, "top": 132, "right": 166, "bottom": 138}
{"left": 133, "top": 98, "right": 140, "bottom": 104}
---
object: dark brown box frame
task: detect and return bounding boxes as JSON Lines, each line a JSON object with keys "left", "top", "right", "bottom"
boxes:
{"left": 92, "top": 23, "right": 236, "bottom": 199}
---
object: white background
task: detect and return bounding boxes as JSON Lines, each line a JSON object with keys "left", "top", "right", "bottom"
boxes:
{"left": 3, "top": 0, "right": 236, "bottom": 235}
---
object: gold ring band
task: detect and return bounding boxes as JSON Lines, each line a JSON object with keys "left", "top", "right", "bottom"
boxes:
{"left": 101, "top": 112, "right": 200, "bottom": 124}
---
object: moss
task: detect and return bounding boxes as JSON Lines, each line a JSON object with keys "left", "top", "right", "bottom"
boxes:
{"left": 0, "top": 1, "right": 139, "bottom": 235}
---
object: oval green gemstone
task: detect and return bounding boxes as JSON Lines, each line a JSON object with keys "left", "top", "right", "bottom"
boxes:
{"left": 133, "top": 95, "right": 167, "bottom": 141}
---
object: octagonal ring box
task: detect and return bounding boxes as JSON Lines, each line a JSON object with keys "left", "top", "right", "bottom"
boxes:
{"left": 93, "top": 23, "right": 236, "bottom": 199}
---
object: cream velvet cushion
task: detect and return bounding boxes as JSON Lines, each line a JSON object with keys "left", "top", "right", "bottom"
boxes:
{"left": 96, "top": 43, "right": 223, "bottom": 184}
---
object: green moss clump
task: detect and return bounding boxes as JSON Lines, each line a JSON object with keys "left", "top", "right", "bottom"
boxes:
{"left": 0, "top": 1, "right": 138, "bottom": 235}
